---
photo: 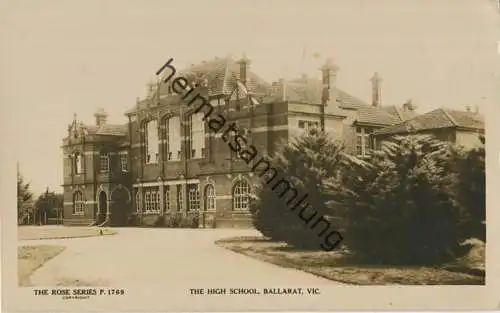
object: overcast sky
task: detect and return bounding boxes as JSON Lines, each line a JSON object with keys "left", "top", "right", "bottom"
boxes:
{"left": 1, "top": 0, "right": 499, "bottom": 195}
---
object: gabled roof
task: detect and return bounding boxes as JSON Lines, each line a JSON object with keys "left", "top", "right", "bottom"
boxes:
{"left": 274, "top": 76, "right": 405, "bottom": 126}
{"left": 126, "top": 56, "right": 272, "bottom": 115}
{"left": 85, "top": 124, "right": 128, "bottom": 136}
{"left": 374, "top": 108, "right": 485, "bottom": 136}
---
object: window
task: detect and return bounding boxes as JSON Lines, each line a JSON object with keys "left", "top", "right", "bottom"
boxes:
{"left": 190, "top": 113, "right": 205, "bottom": 159}
{"left": 144, "top": 187, "right": 160, "bottom": 213}
{"left": 298, "top": 120, "right": 319, "bottom": 130}
{"left": 168, "top": 116, "right": 181, "bottom": 161}
{"left": 177, "top": 184, "right": 184, "bottom": 211}
{"left": 100, "top": 153, "right": 110, "bottom": 172}
{"left": 232, "top": 179, "right": 251, "bottom": 211}
{"left": 74, "top": 152, "right": 83, "bottom": 174}
{"left": 73, "top": 191, "right": 85, "bottom": 215}
{"left": 145, "top": 120, "right": 159, "bottom": 164}
{"left": 120, "top": 152, "right": 128, "bottom": 172}
{"left": 187, "top": 184, "right": 200, "bottom": 211}
{"left": 204, "top": 184, "right": 216, "bottom": 211}
{"left": 135, "top": 190, "right": 142, "bottom": 213}
{"left": 164, "top": 186, "right": 170, "bottom": 212}
{"left": 356, "top": 127, "right": 374, "bottom": 157}
{"left": 163, "top": 118, "right": 170, "bottom": 161}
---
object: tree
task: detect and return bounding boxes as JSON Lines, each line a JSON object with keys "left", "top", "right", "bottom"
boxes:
{"left": 35, "top": 188, "right": 64, "bottom": 224}
{"left": 17, "top": 170, "right": 34, "bottom": 223}
{"left": 250, "top": 128, "right": 348, "bottom": 249}
{"left": 330, "top": 135, "right": 470, "bottom": 265}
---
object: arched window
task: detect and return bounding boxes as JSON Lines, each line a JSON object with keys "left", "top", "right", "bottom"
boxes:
{"left": 232, "top": 179, "right": 251, "bottom": 211}
{"left": 73, "top": 191, "right": 85, "bottom": 215}
{"left": 135, "top": 190, "right": 142, "bottom": 213}
{"left": 204, "top": 184, "right": 216, "bottom": 211}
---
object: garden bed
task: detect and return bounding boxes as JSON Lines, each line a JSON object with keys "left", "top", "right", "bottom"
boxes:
{"left": 18, "top": 245, "right": 66, "bottom": 286}
{"left": 215, "top": 236, "right": 484, "bottom": 285}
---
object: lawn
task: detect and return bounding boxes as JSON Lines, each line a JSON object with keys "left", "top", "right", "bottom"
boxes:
{"left": 18, "top": 226, "right": 117, "bottom": 240}
{"left": 18, "top": 245, "right": 66, "bottom": 286}
{"left": 216, "top": 236, "right": 485, "bottom": 285}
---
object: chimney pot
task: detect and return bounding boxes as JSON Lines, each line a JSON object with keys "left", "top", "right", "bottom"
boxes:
{"left": 370, "top": 72, "right": 382, "bottom": 107}
{"left": 237, "top": 53, "right": 251, "bottom": 85}
{"left": 320, "top": 58, "right": 339, "bottom": 106}
{"left": 94, "top": 108, "right": 108, "bottom": 126}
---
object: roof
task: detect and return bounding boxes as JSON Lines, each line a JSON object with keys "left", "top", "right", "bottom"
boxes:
{"left": 276, "top": 76, "right": 405, "bottom": 126}
{"left": 85, "top": 124, "right": 128, "bottom": 136}
{"left": 125, "top": 58, "right": 415, "bottom": 128}
{"left": 126, "top": 56, "right": 271, "bottom": 114}
{"left": 374, "top": 108, "right": 485, "bottom": 136}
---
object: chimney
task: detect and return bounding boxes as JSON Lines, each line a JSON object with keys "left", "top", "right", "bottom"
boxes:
{"left": 402, "top": 99, "right": 415, "bottom": 111}
{"left": 320, "top": 58, "right": 339, "bottom": 106}
{"left": 370, "top": 72, "right": 382, "bottom": 107}
{"left": 94, "top": 108, "right": 108, "bottom": 126}
{"left": 237, "top": 53, "right": 251, "bottom": 86}
{"left": 279, "top": 78, "right": 287, "bottom": 101}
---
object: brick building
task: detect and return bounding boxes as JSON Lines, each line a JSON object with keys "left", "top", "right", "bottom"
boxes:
{"left": 61, "top": 55, "right": 418, "bottom": 227}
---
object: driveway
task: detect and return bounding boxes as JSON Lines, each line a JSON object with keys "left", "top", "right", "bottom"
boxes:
{"left": 19, "top": 228, "right": 344, "bottom": 311}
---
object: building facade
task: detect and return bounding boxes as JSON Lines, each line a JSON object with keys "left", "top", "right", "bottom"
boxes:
{"left": 61, "top": 55, "right": 418, "bottom": 227}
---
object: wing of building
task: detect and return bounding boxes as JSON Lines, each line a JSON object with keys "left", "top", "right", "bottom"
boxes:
{"left": 61, "top": 55, "right": 425, "bottom": 227}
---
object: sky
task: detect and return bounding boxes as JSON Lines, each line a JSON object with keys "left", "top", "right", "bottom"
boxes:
{"left": 1, "top": 0, "right": 499, "bottom": 195}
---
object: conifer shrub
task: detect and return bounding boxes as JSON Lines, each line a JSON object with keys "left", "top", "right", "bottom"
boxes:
{"left": 250, "top": 128, "right": 347, "bottom": 250}
{"left": 452, "top": 135, "right": 485, "bottom": 242}
{"left": 332, "top": 135, "right": 470, "bottom": 265}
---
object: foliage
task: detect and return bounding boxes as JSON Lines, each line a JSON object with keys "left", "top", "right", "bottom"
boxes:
{"left": 250, "top": 128, "right": 347, "bottom": 249}
{"left": 17, "top": 171, "right": 34, "bottom": 223}
{"left": 452, "top": 135, "right": 485, "bottom": 242}
{"left": 35, "top": 188, "right": 64, "bottom": 222}
{"left": 328, "top": 135, "right": 470, "bottom": 265}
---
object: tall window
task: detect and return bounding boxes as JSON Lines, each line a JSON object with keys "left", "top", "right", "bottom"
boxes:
{"left": 145, "top": 120, "right": 159, "bottom": 164}
{"left": 144, "top": 187, "right": 160, "bottom": 213}
{"left": 120, "top": 152, "right": 128, "bottom": 172}
{"left": 356, "top": 127, "right": 374, "bottom": 157}
{"left": 204, "top": 184, "right": 216, "bottom": 211}
{"left": 164, "top": 186, "right": 170, "bottom": 212}
{"left": 163, "top": 117, "right": 170, "bottom": 161}
{"left": 177, "top": 184, "right": 184, "bottom": 211}
{"left": 74, "top": 152, "right": 83, "bottom": 174}
{"left": 168, "top": 116, "right": 181, "bottom": 161}
{"left": 232, "top": 179, "right": 251, "bottom": 211}
{"left": 135, "top": 190, "right": 142, "bottom": 213}
{"left": 190, "top": 113, "right": 205, "bottom": 159}
{"left": 73, "top": 191, "right": 85, "bottom": 215}
{"left": 100, "top": 153, "right": 110, "bottom": 172}
{"left": 187, "top": 184, "right": 200, "bottom": 211}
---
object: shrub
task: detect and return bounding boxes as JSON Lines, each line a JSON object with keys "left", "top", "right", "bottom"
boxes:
{"left": 332, "top": 135, "right": 470, "bottom": 265}
{"left": 153, "top": 216, "right": 165, "bottom": 227}
{"left": 164, "top": 213, "right": 182, "bottom": 227}
{"left": 250, "top": 128, "right": 347, "bottom": 249}
{"left": 126, "top": 214, "right": 139, "bottom": 226}
{"left": 452, "top": 135, "right": 485, "bottom": 242}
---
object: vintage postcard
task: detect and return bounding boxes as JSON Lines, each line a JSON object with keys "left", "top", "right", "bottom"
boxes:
{"left": 2, "top": 0, "right": 500, "bottom": 311}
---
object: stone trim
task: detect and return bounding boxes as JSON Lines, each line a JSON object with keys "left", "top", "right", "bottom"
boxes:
{"left": 132, "top": 179, "right": 200, "bottom": 188}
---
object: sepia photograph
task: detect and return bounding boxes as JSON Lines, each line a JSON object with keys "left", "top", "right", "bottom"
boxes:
{"left": 2, "top": 0, "right": 500, "bottom": 311}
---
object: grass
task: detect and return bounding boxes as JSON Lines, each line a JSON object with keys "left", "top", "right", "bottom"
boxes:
{"left": 18, "top": 226, "right": 117, "bottom": 240}
{"left": 18, "top": 245, "right": 66, "bottom": 286}
{"left": 216, "top": 236, "right": 485, "bottom": 285}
